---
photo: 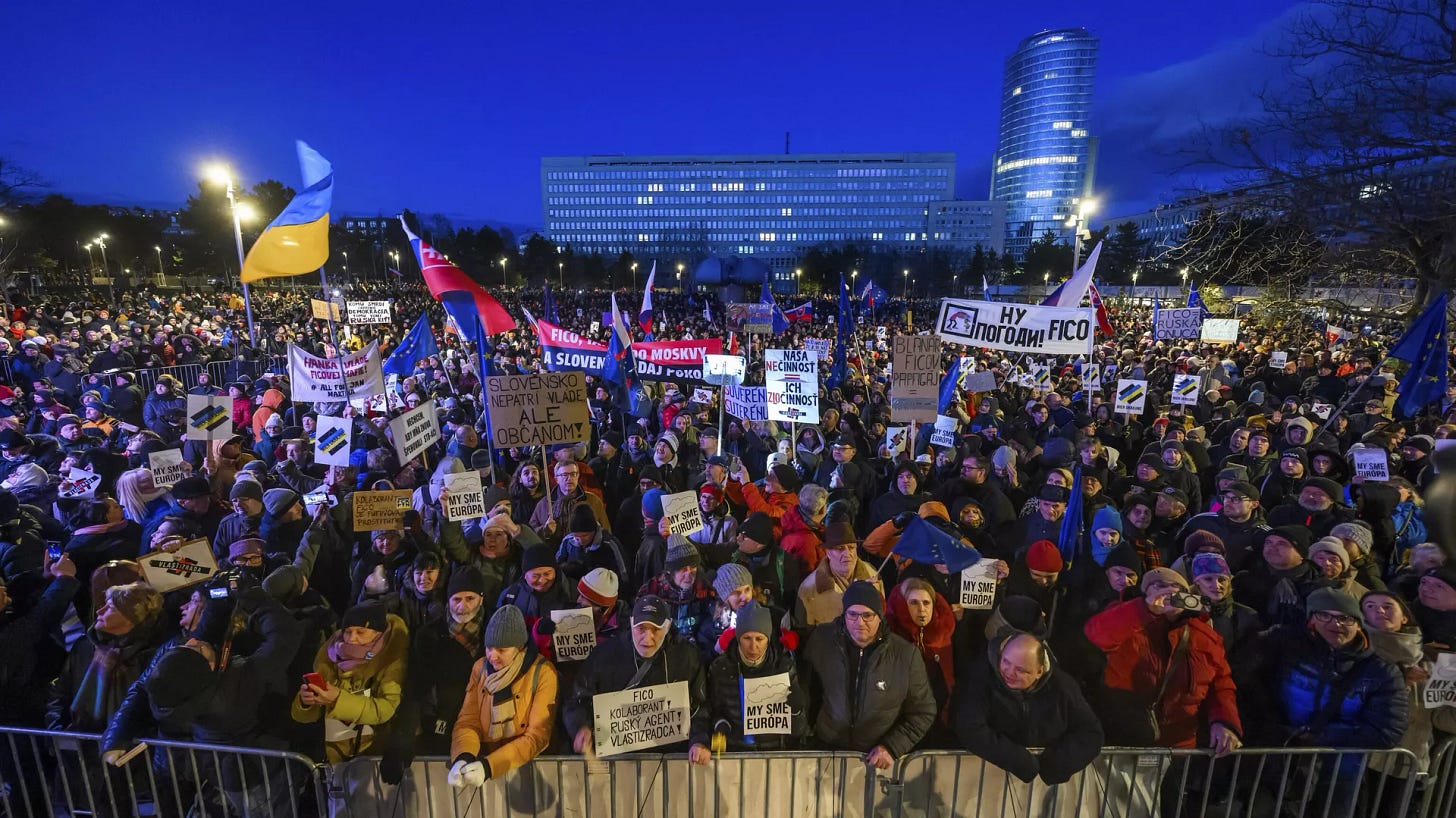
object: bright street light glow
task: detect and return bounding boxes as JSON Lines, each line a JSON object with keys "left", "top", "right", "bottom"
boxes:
{"left": 202, "top": 163, "right": 232, "bottom": 186}
{"left": 234, "top": 202, "right": 259, "bottom": 223}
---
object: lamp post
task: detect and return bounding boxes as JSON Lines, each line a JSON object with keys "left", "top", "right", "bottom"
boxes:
{"left": 795, "top": 268, "right": 802, "bottom": 296}
{"left": 202, "top": 164, "right": 256, "bottom": 340}
{"left": 83, "top": 243, "right": 96, "bottom": 273}
{"left": 500, "top": 257, "right": 508, "bottom": 288}
{"left": 94, "top": 234, "right": 113, "bottom": 303}
{"left": 558, "top": 261, "right": 564, "bottom": 288}
{"left": 1180, "top": 267, "right": 1189, "bottom": 295}
{"left": 631, "top": 262, "right": 638, "bottom": 295}
{"left": 1043, "top": 270, "right": 1050, "bottom": 298}
{"left": 676, "top": 262, "right": 684, "bottom": 291}
{"left": 341, "top": 251, "right": 349, "bottom": 276}
{"left": 1066, "top": 198, "right": 1098, "bottom": 275}
{"left": 154, "top": 245, "right": 165, "bottom": 281}
{"left": 952, "top": 273, "right": 958, "bottom": 296}
{"left": 902, "top": 268, "right": 909, "bottom": 299}
{"left": 1132, "top": 269, "right": 1140, "bottom": 301}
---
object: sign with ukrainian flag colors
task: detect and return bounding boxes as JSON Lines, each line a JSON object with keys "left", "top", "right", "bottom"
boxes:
{"left": 314, "top": 415, "right": 352, "bottom": 467}
{"left": 1084, "top": 364, "right": 1101, "bottom": 390}
{"left": 1114, "top": 379, "right": 1148, "bottom": 415}
{"left": 1171, "top": 374, "right": 1201, "bottom": 406}
{"left": 1032, "top": 364, "right": 1052, "bottom": 389}
{"left": 185, "top": 395, "right": 232, "bottom": 440}
{"left": 241, "top": 141, "right": 333, "bottom": 283}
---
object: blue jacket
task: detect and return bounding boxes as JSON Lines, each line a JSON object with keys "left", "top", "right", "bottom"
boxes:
{"left": 1252, "top": 625, "right": 1408, "bottom": 750}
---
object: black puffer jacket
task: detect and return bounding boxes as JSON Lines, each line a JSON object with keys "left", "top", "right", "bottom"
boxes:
{"left": 800, "top": 617, "right": 936, "bottom": 756}
{"left": 561, "top": 630, "right": 707, "bottom": 747}
{"left": 691, "top": 636, "right": 806, "bottom": 751}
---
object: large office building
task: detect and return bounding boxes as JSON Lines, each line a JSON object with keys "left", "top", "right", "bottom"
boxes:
{"left": 541, "top": 153, "right": 1001, "bottom": 285}
{"left": 991, "top": 28, "right": 1099, "bottom": 260}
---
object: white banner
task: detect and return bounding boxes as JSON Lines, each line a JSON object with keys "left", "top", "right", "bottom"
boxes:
{"left": 765, "top": 349, "right": 819, "bottom": 423}
{"left": 661, "top": 490, "right": 706, "bottom": 536}
{"left": 147, "top": 449, "right": 186, "bottom": 489}
{"left": 1171, "top": 374, "right": 1201, "bottom": 406}
{"left": 347, "top": 301, "right": 392, "bottom": 325}
{"left": 804, "top": 338, "right": 832, "bottom": 361}
{"left": 724, "top": 384, "right": 766, "bottom": 422}
{"left": 139, "top": 539, "right": 219, "bottom": 593}
{"left": 742, "top": 672, "right": 794, "bottom": 736}
{"left": 1270, "top": 350, "right": 1288, "bottom": 368}
{"left": 550, "top": 607, "right": 597, "bottom": 662}
{"left": 441, "top": 471, "right": 485, "bottom": 521}
{"left": 930, "top": 414, "right": 957, "bottom": 448}
{"left": 1154, "top": 308, "right": 1201, "bottom": 340}
{"left": 936, "top": 298, "right": 1094, "bottom": 356}
{"left": 288, "top": 341, "right": 386, "bottom": 403}
{"left": 314, "top": 415, "right": 352, "bottom": 467}
{"left": 185, "top": 395, "right": 232, "bottom": 440}
{"left": 890, "top": 335, "right": 940, "bottom": 423}
{"left": 1200, "top": 318, "right": 1240, "bottom": 344}
{"left": 702, "top": 354, "right": 747, "bottom": 386}
{"left": 58, "top": 467, "right": 101, "bottom": 499}
{"left": 592, "top": 681, "right": 690, "bottom": 757}
{"left": 1114, "top": 379, "right": 1148, "bottom": 415}
{"left": 390, "top": 400, "right": 440, "bottom": 465}
{"left": 1425, "top": 654, "right": 1456, "bottom": 709}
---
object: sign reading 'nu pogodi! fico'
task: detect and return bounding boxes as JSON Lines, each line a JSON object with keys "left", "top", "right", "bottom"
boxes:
{"left": 936, "top": 299, "right": 1094, "bottom": 357}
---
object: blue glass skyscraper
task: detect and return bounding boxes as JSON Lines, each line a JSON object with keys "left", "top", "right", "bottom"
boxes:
{"left": 992, "top": 28, "right": 1099, "bottom": 261}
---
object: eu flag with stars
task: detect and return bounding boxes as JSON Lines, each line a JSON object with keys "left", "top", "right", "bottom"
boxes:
{"left": 1391, "top": 292, "right": 1449, "bottom": 418}
{"left": 383, "top": 312, "right": 439, "bottom": 377}
{"left": 892, "top": 515, "right": 982, "bottom": 573}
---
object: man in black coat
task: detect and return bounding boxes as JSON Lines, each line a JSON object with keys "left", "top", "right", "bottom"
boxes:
{"left": 952, "top": 630, "right": 1102, "bottom": 785}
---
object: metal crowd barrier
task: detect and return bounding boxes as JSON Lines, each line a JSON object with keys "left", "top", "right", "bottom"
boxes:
{"left": 0, "top": 725, "right": 324, "bottom": 818}
{"left": 1422, "top": 737, "right": 1456, "bottom": 818}
{"left": 132, "top": 364, "right": 206, "bottom": 394}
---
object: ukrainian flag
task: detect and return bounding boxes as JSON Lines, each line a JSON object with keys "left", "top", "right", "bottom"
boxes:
{"left": 240, "top": 141, "right": 333, "bottom": 283}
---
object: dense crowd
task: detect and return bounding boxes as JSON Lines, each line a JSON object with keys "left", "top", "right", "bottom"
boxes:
{"left": 0, "top": 281, "right": 1454, "bottom": 816}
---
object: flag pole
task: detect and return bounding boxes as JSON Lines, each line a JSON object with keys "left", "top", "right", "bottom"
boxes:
{"left": 316, "top": 266, "right": 352, "bottom": 411}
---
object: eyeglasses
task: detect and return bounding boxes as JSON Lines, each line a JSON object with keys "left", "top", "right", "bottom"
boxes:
{"left": 845, "top": 611, "right": 880, "bottom": 623}
{"left": 556, "top": 471, "right": 579, "bottom": 478}
{"left": 1312, "top": 611, "right": 1358, "bottom": 627}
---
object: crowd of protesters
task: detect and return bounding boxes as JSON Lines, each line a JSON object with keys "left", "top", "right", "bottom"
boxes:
{"left": 0, "top": 279, "right": 1454, "bottom": 816}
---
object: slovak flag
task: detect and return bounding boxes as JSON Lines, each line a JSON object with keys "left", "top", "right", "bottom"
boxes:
{"left": 1087, "top": 281, "right": 1115, "bottom": 337}
{"left": 400, "top": 217, "right": 515, "bottom": 337}
{"left": 638, "top": 262, "right": 656, "bottom": 340}
{"left": 784, "top": 302, "right": 813, "bottom": 322}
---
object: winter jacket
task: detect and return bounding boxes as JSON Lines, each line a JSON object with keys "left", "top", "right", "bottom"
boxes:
{"left": 290, "top": 613, "right": 410, "bottom": 761}
{"left": 779, "top": 505, "right": 825, "bottom": 574}
{"left": 952, "top": 632, "right": 1103, "bottom": 784}
{"left": 390, "top": 610, "right": 487, "bottom": 759}
{"left": 1367, "top": 625, "right": 1456, "bottom": 776}
{"left": 1083, "top": 599, "right": 1242, "bottom": 749}
{"left": 560, "top": 630, "right": 707, "bottom": 748}
{"left": 46, "top": 622, "right": 167, "bottom": 733}
{"left": 143, "top": 389, "right": 187, "bottom": 442}
{"left": 886, "top": 583, "right": 957, "bottom": 721}
{"left": 0, "top": 575, "right": 81, "bottom": 725}
{"left": 729, "top": 545, "right": 804, "bottom": 616}
{"left": 800, "top": 617, "right": 936, "bottom": 756}
{"left": 690, "top": 637, "right": 806, "bottom": 751}
{"left": 740, "top": 482, "right": 800, "bottom": 536}
{"left": 640, "top": 573, "right": 715, "bottom": 638}
{"left": 1233, "top": 559, "right": 1330, "bottom": 627}
{"left": 450, "top": 647, "right": 558, "bottom": 778}
{"left": 793, "top": 557, "right": 882, "bottom": 628}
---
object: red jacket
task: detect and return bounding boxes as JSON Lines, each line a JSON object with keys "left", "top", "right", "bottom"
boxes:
{"left": 1084, "top": 599, "right": 1241, "bottom": 748}
{"left": 779, "top": 505, "right": 824, "bottom": 573}
{"left": 887, "top": 582, "right": 957, "bottom": 722}
{"left": 740, "top": 482, "right": 799, "bottom": 536}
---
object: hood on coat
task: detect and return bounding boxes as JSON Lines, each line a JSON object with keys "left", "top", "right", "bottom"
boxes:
{"left": 886, "top": 582, "right": 956, "bottom": 647}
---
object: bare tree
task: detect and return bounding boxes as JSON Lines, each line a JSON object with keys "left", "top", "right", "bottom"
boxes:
{"left": 0, "top": 158, "right": 44, "bottom": 208}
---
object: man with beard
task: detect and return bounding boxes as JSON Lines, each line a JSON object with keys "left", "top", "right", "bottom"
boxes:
{"left": 937, "top": 452, "right": 1016, "bottom": 531}
{"left": 1266, "top": 477, "right": 1355, "bottom": 538}
{"left": 1176, "top": 481, "right": 1268, "bottom": 573}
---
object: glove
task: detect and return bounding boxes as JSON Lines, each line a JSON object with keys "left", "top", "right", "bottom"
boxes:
{"left": 447, "top": 758, "right": 487, "bottom": 788}
{"left": 536, "top": 617, "right": 556, "bottom": 636}
{"left": 379, "top": 751, "right": 407, "bottom": 786}
{"left": 892, "top": 511, "right": 917, "bottom": 531}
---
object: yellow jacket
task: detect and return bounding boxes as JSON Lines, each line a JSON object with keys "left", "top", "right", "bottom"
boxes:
{"left": 450, "top": 651, "right": 558, "bottom": 778}
{"left": 291, "top": 614, "right": 409, "bottom": 761}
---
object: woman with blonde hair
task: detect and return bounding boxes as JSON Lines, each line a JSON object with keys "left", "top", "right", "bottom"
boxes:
{"left": 115, "top": 467, "right": 169, "bottom": 523}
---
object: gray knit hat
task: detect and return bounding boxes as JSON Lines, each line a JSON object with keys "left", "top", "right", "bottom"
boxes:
{"left": 1331, "top": 522, "right": 1374, "bottom": 556}
{"left": 737, "top": 601, "right": 773, "bottom": 638}
{"left": 483, "top": 605, "right": 528, "bottom": 648}
{"left": 230, "top": 478, "right": 264, "bottom": 502}
{"left": 713, "top": 563, "right": 754, "bottom": 600}
{"left": 263, "top": 488, "right": 299, "bottom": 516}
{"left": 262, "top": 565, "right": 306, "bottom": 602}
{"left": 664, "top": 534, "right": 701, "bottom": 572}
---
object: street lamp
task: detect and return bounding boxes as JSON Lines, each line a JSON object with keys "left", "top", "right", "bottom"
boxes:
{"left": 83, "top": 243, "right": 96, "bottom": 272}
{"left": 94, "top": 234, "right": 113, "bottom": 302}
{"left": 500, "top": 257, "right": 508, "bottom": 287}
{"left": 558, "top": 261, "right": 564, "bottom": 288}
{"left": 902, "top": 268, "right": 909, "bottom": 299}
{"left": 676, "top": 262, "right": 684, "bottom": 291}
{"left": 341, "top": 251, "right": 349, "bottom": 274}
{"left": 154, "top": 245, "right": 165, "bottom": 279}
{"left": 1043, "top": 270, "right": 1051, "bottom": 297}
{"left": 201, "top": 163, "right": 257, "bottom": 339}
{"left": 631, "top": 261, "right": 638, "bottom": 294}
{"left": 1066, "top": 198, "right": 1098, "bottom": 275}
{"left": 952, "top": 273, "right": 958, "bottom": 295}
{"left": 1132, "top": 269, "right": 1140, "bottom": 300}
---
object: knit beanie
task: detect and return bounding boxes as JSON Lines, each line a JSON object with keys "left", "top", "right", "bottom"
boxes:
{"left": 263, "top": 565, "right": 306, "bottom": 602}
{"left": 340, "top": 601, "right": 388, "bottom": 632}
{"left": 1268, "top": 525, "right": 1314, "bottom": 557}
{"left": 642, "top": 488, "right": 666, "bottom": 520}
{"left": 1299, "top": 477, "right": 1345, "bottom": 504}
{"left": 1102, "top": 544, "right": 1141, "bottom": 573}
{"left": 665, "top": 535, "right": 701, "bottom": 572}
{"left": 840, "top": 580, "right": 884, "bottom": 617}
{"left": 1091, "top": 506, "right": 1123, "bottom": 536}
{"left": 229, "top": 479, "right": 264, "bottom": 502}
{"left": 578, "top": 567, "right": 620, "bottom": 607}
{"left": 1141, "top": 567, "right": 1191, "bottom": 593}
{"left": 569, "top": 503, "right": 599, "bottom": 534}
{"left": 1306, "top": 587, "right": 1361, "bottom": 620}
{"left": 227, "top": 538, "right": 265, "bottom": 563}
{"left": 1309, "top": 537, "right": 1349, "bottom": 569}
{"left": 737, "top": 601, "right": 773, "bottom": 638}
{"left": 447, "top": 565, "right": 486, "bottom": 599}
{"left": 145, "top": 647, "right": 215, "bottom": 710}
{"left": 263, "top": 488, "right": 299, "bottom": 517}
{"left": 771, "top": 463, "right": 803, "bottom": 493}
{"left": 105, "top": 582, "right": 162, "bottom": 628}
{"left": 1191, "top": 552, "right": 1232, "bottom": 579}
{"left": 483, "top": 605, "right": 528, "bottom": 648}
{"left": 1025, "top": 540, "right": 1064, "bottom": 573}
{"left": 713, "top": 563, "right": 754, "bottom": 600}
{"left": 1184, "top": 529, "right": 1226, "bottom": 554}
{"left": 521, "top": 544, "right": 555, "bottom": 573}
{"left": 1330, "top": 522, "right": 1374, "bottom": 556}
{"left": 738, "top": 512, "right": 775, "bottom": 546}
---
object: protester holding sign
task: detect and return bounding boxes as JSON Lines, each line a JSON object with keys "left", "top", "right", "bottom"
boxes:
{"left": 689, "top": 601, "right": 805, "bottom": 760}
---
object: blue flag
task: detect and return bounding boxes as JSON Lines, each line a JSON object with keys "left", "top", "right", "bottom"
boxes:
{"left": 828, "top": 273, "right": 851, "bottom": 388}
{"left": 543, "top": 285, "right": 560, "bottom": 325}
{"left": 383, "top": 312, "right": 440, "bottom": 377}
{"left": 892, "top": 516, "right": 982, "bottom": 573}
{"left": 938, "top": 357, "right": 963, "bottom": 413}
{"left": 1391, "top": 292, "right": 1450, "bottom": 418}
{"left": 1056, "top": 468, "right": 1085, "bottom": 562}
{"left": 603, "top": 292, "right": 638, "bottom": 413}
{"left": 1187, "top": 288, "right": 1211, "bottom": 318}
{"left": 760, "top": 280, "right": 789, "bottom": 334}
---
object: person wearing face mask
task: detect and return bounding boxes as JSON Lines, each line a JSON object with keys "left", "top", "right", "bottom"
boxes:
{"left": 689, "top": 601, "right": 806, "bottom": 760}
{"left": 447, "top": 606, "right": 559, "bottom": 788}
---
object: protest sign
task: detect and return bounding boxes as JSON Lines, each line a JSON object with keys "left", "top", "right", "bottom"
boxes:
{"left": 930, "top": 415, "right": 958, "bottom": 448}
{"left": 1352, "top": 448, "right": 1390, "bottom": 482}
{"left": 147, "top": 449, "right": 186, "bottom": 489}
{"left": 765, "top": 349, "right": 820, "bottom": 423}
{"left": 592, "top": 681, "right": 691, "bottom": 757}
{"left": 185, "top": 395, "right": 232, "bottom": 440}
{"left": 634, "top": 339, "right": 723, "bottom": 382}
{"left": 390, "top": 399, "right": 441, "bottom": 465}
{"left": 549, "top": 607, "right": 597, "bottom": 662}
{"left": 441, "top": 471, "right": 485, "bottom": 522}
{"left": 804, "top": 338, "right": 832, "bottom": 361}
{"left": 288, "top": 341, "right": 387, "bottom": 403}
{"left": 724, "top": 384, "right": 766, "bottom": 421}
{"left": 1424, "top": 654, "right": 1456, "bottom": 709}
{"left": 661, "top": 490, "right": 706, "bottom": 536}
{"left": 346, "top": 301, "right": 391, "bottom": 324}
{"left": 1154, "top": 308, "right": 1201, "bottom": 340}
{"left": 702, "top": 354, "right": 747, "bottom": 386}
{"left": 742, "top": 672, "right": 794, "bottom": 736}
{"left": 1312, "top": 402, "right": 1334, "bottom": 420}
{"left": 1032, "top": 364, "right": 1051, "bottom": 390}
{"left": 353, "top": 489, "right": 415, "bottom": 532}
{"left": 936, "top": 298, "right": 1094, "bottom": 356}
{"left": 536, "top": 318, "right": 608, "bottom": 376}
{"left": 960, "top": 560, "right": 999, "bottom": 609}
{"left": 1114, "top": 379, "right": 1148, "bottom": 415}
{"left": 1270, "top": 351, "right": 1288, "bottom": 369}
{"left": 1171, "top": 374, "right": 1201, "bottom": 406}
{"left": 58, "top": 467, "right": 101, "bottom": 499}
{"left": 726, "top": 303, "right": 773, "bottom": 334}
{"left": 886, "top": 426, "right": 909, "bottom": 458}
{"left": 876, "top": 326, "right": 888, "bottom": 341}
{"left": 1083, "top": 364, "right": 1102, "bottom": 390}
{"left": 691, "top": 388, "right": 715, "bottom": 406}
{"left": 1200, "top": 318, "right": 1240, "bottom": 344}
{"left": 963, "top": 369, "right": 998, "bottom": 393}
{"left": 890, "top": 335, "right": 940, "bottom": 423}
{"left": 484, "top": 371, "right": 590, "bottom": 448}
{"left": 314, "top": 415, "right": 352, "bottom": 467}
{"left": 310, "top": 298, "right": 342, "bottom": 321}
{"left": 139, "top": 539, "right": 219, "bottom": 593}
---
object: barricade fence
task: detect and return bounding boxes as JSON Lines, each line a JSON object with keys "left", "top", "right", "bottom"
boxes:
{"left": 0, "top": 727, "right": 1446, "bottom": 818}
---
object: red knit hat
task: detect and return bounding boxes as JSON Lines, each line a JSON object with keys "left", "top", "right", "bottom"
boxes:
{"left": 698, "top": 484, "right": 723, "bottom": 502}
{"left": 577, "top": 567, "right": 619, "bottom": 608}
{"left": 1025, "top": 540, "right": 1064, "bottom": 573}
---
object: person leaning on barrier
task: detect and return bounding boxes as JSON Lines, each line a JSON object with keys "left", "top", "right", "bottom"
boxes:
{"left": 447, "top": 606, "right": 559, "bottom": 788}
{"left": 952, "top": 629, "right": 1103, "bottom": 785}
{"left": 800, "top": 580, "right": 936, "bottom": 770}
{"left": 291, "top": 601, "right": 410, "bottom": 762}
{"left": 689, "top": 600, "right": 806, "bottom": 761}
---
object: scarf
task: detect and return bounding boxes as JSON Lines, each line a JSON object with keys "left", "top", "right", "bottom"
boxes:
{"left": 449, "top": 608, "right": 485, "bottom": 659}
{"left": 328, "top": 630, "right": 384, "bottom": 673}
{"left": 483, "top": 651, "right": 528, "bottom": 741}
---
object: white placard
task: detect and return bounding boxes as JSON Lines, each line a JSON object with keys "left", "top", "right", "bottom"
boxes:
{"left": 936, "top": 298, "right": 1095, "bottom": 357}
{"left": 1114, "top": 379, "right": 1148, "bottom": 415}
{"left": 661, "top": 490, "right": 706, "bottom": 536}
{"left": 1270, "top": 351, "right": 1288, "bottom": 368}
{"left": 1312, "top": 402, "right": 1333, "bottom": 420}
{"left": 890, "top": 335, "right": 940, "bottom": 423}
{"left": 724, "top": 384, "right": 766, "bottom": 422}
{"left": 287, "top": 341, "right": 386, "bottom": 403}
{"left": 347, "top": 301, "right": 392, "bottom": 324}
{"left": 139, "top": 538, "right": 219, "bottom": 593}
{"left": 742, "top": 672, "right": 794, "bottom": 736}
{"left": 1171, "top": 374, "right": 1201, "bottom": 406}
{"left": 959, "top": 560, "right": 999, "bottom": 609}
{"left": 765, "top": 349, "right": 819, "bottom": 423}
{"left": 185, "top": 395, "right": 232, "bottom": 440}
{"left": 390, "top": 399, "right": 441, "bottom": 465}
{"left": 1352, "top": 448, "right": 1390, "bottom": 482}
{"left": 592, "top": 681, "right": 690, "bottom": 757}
{"left": 1031, "top": 364, "right": 1051, "bottom": 390}
{"left": 1424, "top": 653, "right": 1456, "bottom": 709}
{"left": 930, "top": 415, "right": 957, "bottom": 448}
{"left": 804, "top": 339, "right": 832, "bottom": 361}
{"left": 1200, "top": 318, "right": 1240, "bottom": 344}
{"left": 691, "top": 388, "right": 715, "bottom": 406}
{"left": 1154, "top": 308, "right": 1202, "bottom": 340}
{"left": 550, "top": 607, "right": 598, "bottom": 662}
{"left": 963, "top": 369, "right": 998, "bottom": 393}
{"left": 441, "top": 471, "right": 485, "bottom": 521}
{"left": 58, "top": 467, "right": 101, "bottom": 499}
{"left": 702, "top": 354, "right": 747, "bottom": 387}
{"left": 1083, "top": 364, "right": 1101, "bottom": 390}
{"left": 886, "top": 426, "right": 909, "bottom": 458}
{"left": 147, "top": 449, "right": 186, "bottom": 489}
{"left": 314, "top": 415, "right": 352, "bottom": 467}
